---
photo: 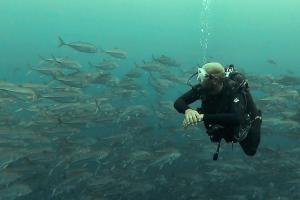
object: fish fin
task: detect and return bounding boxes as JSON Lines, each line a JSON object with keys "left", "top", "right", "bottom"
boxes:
{"left": 51, "top": 54, "right": 62, "bottom": 67}
{"left": 134, "top": 62, "right": 139, "bottom": 68}
{"left": 15, "top": 108, "right": 23, "bottom": 113}
{"left": 142, "top": 167, "right": 148, "bottom": 174}
{"left": 37, "top": 55, "right": 47, "bottom": 65}
{"left": 88, "top": 62, "right": 94, "bottom": 68}
{"left": 152, "top": 54, "right": 156, "bottom": 61}
{"left": 26, "top": 70, "right": 32, "bottom": 76}
{"left": 46, "top": 80, "right": 55, "bottom": 86}
{"left": 98, "top": 47, "right": 105, "bottom": 54}
{"left": 38, "top": 54, "right": 46, "bottom": 61}
{"left": 159, "top": 164, "right": 164, "bottom": 170}
{"left": 51, "top": 54, "right": 57, "bottom": 61}
{"left": 26, "top": 63, "right": 33, "bottom": 76}
{"left": 94, "top": 99, "right": 101, "bottom": 114}
{"left": 70, "top": 70, "right": 81, "bottom": 75}
{"left": 148, "top": 71, "right": 155, "bottom": 79}
{"left": 31, "top": 92, "right": 38, "bottom": 102}
{"left": 58, "top": 36, "right": 66, "bottom": 47}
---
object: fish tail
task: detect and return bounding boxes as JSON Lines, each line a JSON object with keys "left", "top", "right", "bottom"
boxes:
{"left": 58, "top": 36, "right": 66, "bottom": 47}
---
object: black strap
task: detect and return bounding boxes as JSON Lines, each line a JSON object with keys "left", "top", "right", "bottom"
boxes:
{"left": 213, "top": 139, "right": 222, "bottom": 160}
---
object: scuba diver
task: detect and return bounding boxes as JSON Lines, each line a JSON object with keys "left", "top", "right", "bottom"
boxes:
{"left": 174, "top": 62, "right": 262, "bottom": 160}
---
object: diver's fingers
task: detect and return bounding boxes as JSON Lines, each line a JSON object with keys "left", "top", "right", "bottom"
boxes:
{"left": 183, "top": 119, "right": 189, "bottom": 128}
{"left": 188, "top": 115, "right": 193, "bottom": 124}
{"left": 185, "top": 114, "right": 190, "bottom": 124}
{"left": 195, "top": 112, "right": 202, "bottom": 121}
{"left": 191, "top": 114, "right": 198, "bottom": 124}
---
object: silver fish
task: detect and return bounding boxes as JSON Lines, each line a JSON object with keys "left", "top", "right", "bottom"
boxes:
{"left": 58, "top": 36, "right": 98, "bottom": 53}
{"left": 102, "top": 48, "right": 127, "bottom": 59}
{"left": 88, "top": 59, "right": 119, "bottom": 70}
{"left": 152, "top": 54, "right": 180, "bottom": 67}
{"left": 39, "top": 55, "right": 82, "bottom": 72}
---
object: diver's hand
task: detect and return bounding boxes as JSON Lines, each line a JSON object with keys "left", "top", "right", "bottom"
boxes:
{"left": 183, "top": 109, "right": 204, "bottom": 128}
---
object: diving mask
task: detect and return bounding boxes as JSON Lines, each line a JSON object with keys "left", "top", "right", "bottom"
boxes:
{"left": 196, "top": 67, "right": 217, "bottom": 83}
{"left": 196, "top": 67, "right": 207, "bottom": 83}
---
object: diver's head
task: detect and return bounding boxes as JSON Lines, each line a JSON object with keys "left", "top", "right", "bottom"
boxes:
{"left": 197, "top": 62, "right": 225, "bottom": 94}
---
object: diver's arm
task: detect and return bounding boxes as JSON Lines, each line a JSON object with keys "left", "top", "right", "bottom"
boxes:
{"left": 203, "top": 93, "right": 246, "bottom": 126}
{"left": 203, "top": 113, "right": 241, "bottom": 125}
{"left": 174, "top": 85, "right": 202, "bottom": 114}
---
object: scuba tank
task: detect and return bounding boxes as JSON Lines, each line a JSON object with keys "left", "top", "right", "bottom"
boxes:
{"left": 186, "top": 64, "right": 262, "bottom": 160}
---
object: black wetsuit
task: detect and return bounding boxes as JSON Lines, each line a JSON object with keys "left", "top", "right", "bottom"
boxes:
{"left": 174, "top": 78, "right": 261, "bottom": 156}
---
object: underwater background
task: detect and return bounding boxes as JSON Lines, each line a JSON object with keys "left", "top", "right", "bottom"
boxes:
{"left": 0, "top": 0, "right": 300, "bottom": 199}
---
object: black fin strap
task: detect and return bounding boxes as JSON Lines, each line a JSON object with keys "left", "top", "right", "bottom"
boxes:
{"left": 213, "top": 139, "right": 222, "bottom": 161}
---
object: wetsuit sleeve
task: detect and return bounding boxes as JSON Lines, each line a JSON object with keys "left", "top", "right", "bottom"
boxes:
{"left": 203, "top": 92, "right": 246, "bottom": 126}
{"left": 174, "top": 85, "right": 202, "bottom": 114}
